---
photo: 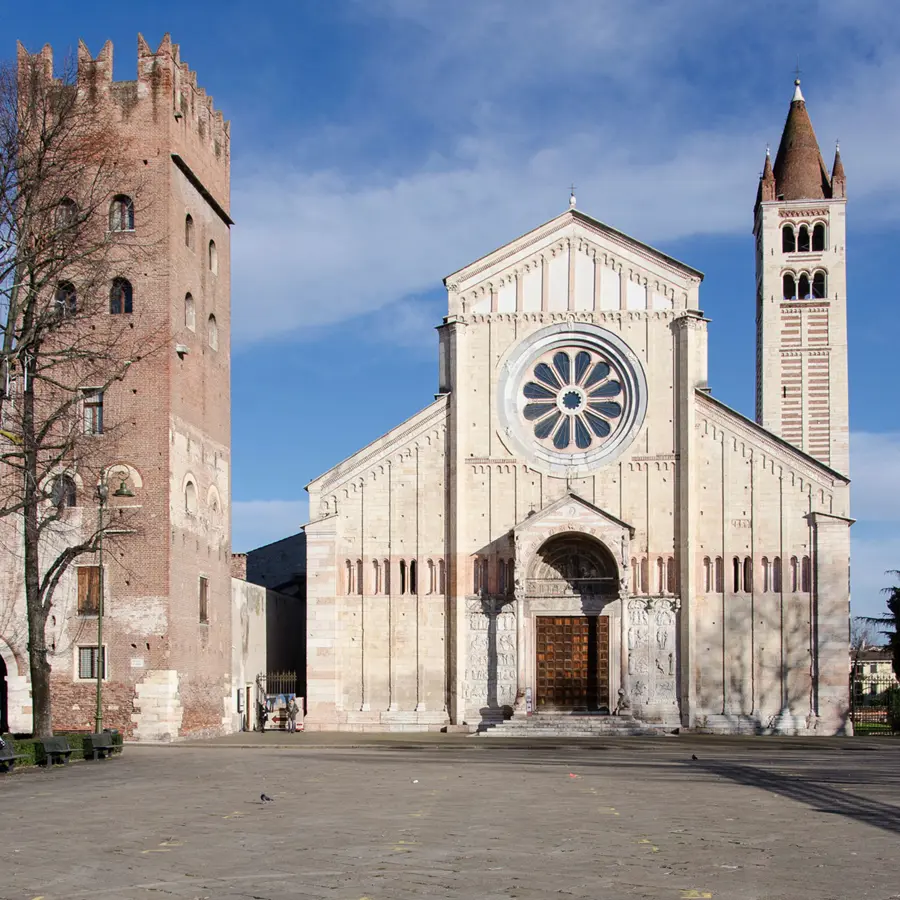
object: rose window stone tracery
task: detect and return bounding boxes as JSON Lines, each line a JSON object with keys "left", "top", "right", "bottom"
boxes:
{"left": 523, "top": 349, "right": 624, "bottom": 452}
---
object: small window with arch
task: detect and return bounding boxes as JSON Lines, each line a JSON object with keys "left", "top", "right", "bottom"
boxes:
{"left": 781, "top": 224, "right": 795, "bottom": 253}
{"left": 797, "top": 224, "right": 810, "bottom": 253}
{"left": 207, "top": 314, "right": 218, "bottom": 350}
{"left": 184, "top": 480, "right": 197, "bottom": 515}
{"left": 185, "top": 213, "right": 194, "bottom": 249}
{"left": 185, "top": 293, "right": 195, "bottom": 331}
{"left": 812, "top": 270, "right": 827, "bottom": 299}
{"left": 798, "top": 272, "right": 812, "bottom": 299}
{"left": 812, "top": 222, "right": 826, "bottom": 252}
{"left": 208, "top": 239, "right": 218, "bottom": 274}
{"left": 109, "top": 195, "right": 134, "bottom": 232}
{"left": 782, "top": 272, "right": 797, "bottom": 300}
{"left": 50, "top": 473, "right": 77, "bottom": 510}
{"left": 110, "top": 277, "right": 133, "bottom": 314}
{"left": 55, "top": 281, "right": 77, "bottom": 317}
{"left": 56, "top": 197, "right": 79, "bottom": 230}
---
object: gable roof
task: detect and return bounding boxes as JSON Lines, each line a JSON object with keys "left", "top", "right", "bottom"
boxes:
{"left": 515, "top": 490, "right": 635, "bottom": 537}
{"left": 443, "top": 208, "right": 704, "bottom": 287}
{"left": 697, "top": 390, "right": 849, "bottom": 483}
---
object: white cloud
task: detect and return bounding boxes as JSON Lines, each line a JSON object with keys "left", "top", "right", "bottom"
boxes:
{"left": 232, "top": 499, "right": 308, "bottom": 553}
{"left": 230, "top": 2, "right": 900, "bottom": 345}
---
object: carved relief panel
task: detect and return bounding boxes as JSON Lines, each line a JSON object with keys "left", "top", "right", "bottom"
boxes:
{"left": 463, "top": 598, "right": 517, "bottom": 709}
{"left": 627, "top": 597, "right": 677, "bottom": 709}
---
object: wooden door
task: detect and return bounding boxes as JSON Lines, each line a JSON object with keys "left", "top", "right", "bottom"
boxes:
{"left": 535, "top": 616, "right": 610, "bottom": 711}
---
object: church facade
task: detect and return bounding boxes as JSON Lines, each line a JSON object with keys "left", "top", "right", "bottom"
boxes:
{"left": 304, "top": 82, "right": 852, "bottom": 735}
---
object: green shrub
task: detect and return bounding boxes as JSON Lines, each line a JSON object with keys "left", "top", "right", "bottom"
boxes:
{"left": 2, "top": 730, "right": 124, "bottom": 769}
{"left": 888, "top": 688, "right": 900, "bottom": 734}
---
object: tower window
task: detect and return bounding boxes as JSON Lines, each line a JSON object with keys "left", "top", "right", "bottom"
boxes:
{"left": 109, "top": 195, "right": 134, "bottom": 232}
{"left": 207, "top": 314, "right": 218, "bottom": 350}
{"left": 55, "top": 281, "right": 77, "bottom": 317}
{"left": 51, "top": 474, "right": 77, "bottom": 510}
{"left": 702, "top": 557, "right": 712, "bottom": 593}
{"left": 82, "top": 389, "right": 103, "bottom": 435}
{"left": 209, "top": 240, "right": 218, "bottom": 274}
{"left": 812, "top": 270, "right": 827, "bottom": 299}
{"left": 801, "top": 555, "right": 811, "bottom": 592}
{"left": 732, "top": 556, "right": 741, "bottom": 593}
{"left": 400, "top": 560, "right": 407, "bottom": 595}
{"left": 782, "top": 273, "right": 796, "bottom": 300}
{"left": 384, "top": 559, "right": 391, "bottom": 594}
{"left": 356, "top": 559, "right": 363, "bottom": 596}
{"left": 185, "top": 214, "right": 194, "bottom": 249}
{"left": 742, "top": 556, "right": 753, "bottom": 593}
{"left": 199, "top": 576, "right": 209, "bottom": 624}
{"left": 57, "top": 197, "right": 78, "bottom": 229}
{"left": 781, "top": 225, "right": 795, "bottom": 253}
{"left": 773, "top": 556, "right": 782, "bottom": 592}
{"left": 812, "top": 223, "right": 826, "bottom": 252}
{"left": 110, "top": 277, "right": 133, "bottom": 314}
{"left": 798, "top": 273, "right": 811, "bottom": 299}
{"left": 438, "top": 559, "right": 446, "bottom": 594}
{"left": 797, "top": 224, "right": 810, "bottom": 253}
{"left": 184, "top": 480, "right": 197, "bottom": 515}
{"left": 714, "top": 556, "right": 723, "bottom": 593}
{"left": 409, "top": 559, "right": 417, "bottom": 595}
{"left": 185, "top": 293, "right": 195, "bottom": 331}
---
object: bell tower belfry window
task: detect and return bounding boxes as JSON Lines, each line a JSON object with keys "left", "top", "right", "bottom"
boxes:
{"left": 753, "top": 80, "right": 848, "bottom": 473}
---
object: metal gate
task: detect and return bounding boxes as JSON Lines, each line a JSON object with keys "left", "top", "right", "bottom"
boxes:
{"left": 850, "top": 672, "right": 899, "bottom": 734}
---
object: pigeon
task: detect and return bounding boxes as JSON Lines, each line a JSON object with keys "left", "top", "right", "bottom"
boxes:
{"left": 691, "top": 754, "right": 698, "bottom": 761}
{"left": 261, "top": 793, "right": 274, "bottom": 802}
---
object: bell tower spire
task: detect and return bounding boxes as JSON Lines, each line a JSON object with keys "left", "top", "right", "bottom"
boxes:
{"left": 753, "top": 80, "right": 849, "bottom": 474}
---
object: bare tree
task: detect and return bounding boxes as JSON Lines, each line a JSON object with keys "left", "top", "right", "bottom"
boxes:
{"left": 850, "top": 616, "right": 878, "bottom": 661}
{"left": 0, "top": 49, "right": 160, "bottom": 736}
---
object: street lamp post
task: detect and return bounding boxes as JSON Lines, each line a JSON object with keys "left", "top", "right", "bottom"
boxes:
{"left": 94, "top": 474, "right": 134, "bottom": 734}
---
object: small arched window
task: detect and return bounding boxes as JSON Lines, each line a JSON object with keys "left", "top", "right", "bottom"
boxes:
{"left": 373, "top": 560, "right": 381, "bottom": 594}
{"left": 426, "top": 559, "right": 434, "bottom": 594}
{"left": 702, "top": 557, "right": 712, "bottom": 593}
{"left": 185, "top": 214, "right": 194, "bottom": 249}
{"left": 797, "top": 224, "right": 810, "bottom": 253}
{"left": 110, "top": 277, "right": 133, "bottom": 314}
{"left": 109, "top": 195, "right": 134, "bottom": 232}
{"left": 714, "top": 556, "right": 724, "bottom": 593}
{"left": 410, "top": 559, "right": 418, "bottom": 595}
{"left": 506, "top": 559, "right": 514, "bottom": 594}
{"left": 783, "top": 273, "right": 796, "bottom": 300}
{"left": 400, "top": 560, "right": 408, "bottom": 595}
{"left": 356, "top": 559, "right": 363, "bottom": 596}
{"left": 666, "top": 557, "right": 677, "bottom": 594}
{"left": 798, "top": 273, "right": 811, "bottom": 299}
{"left": 345, "top": 560, "right": 353, "bottom": 595}
{"left": 631, "top": 557, "right": 639, "bottom": 593}
{"left": 50, "top": 474, "right": 77, "bottom": 509}
{"left": 801, "top": 555, "right": 811, "bottom": 592}
{"left": 55, "top": 281, "right": 77, "bottom": 317}
{"left": 384, "top": 559, "right": 391, "bottom": 595}
{"left": 790, "top": 556, "right": 799, "bottom": 592}
{"left": 812, "top": 222, "right": 826, "bottom": 252}
{"left": 640, "top": 557, "right": 649, "bottom": 594}
{"left": 499, "top": 559, "right": 507, "bottom": 594}
{"left": 185, "top": 293, "right": 195, "bottom": 331}
{"left": 732, "top": 557, "right": 741, "bottom": 593}
{"left": 207, "top": 314, "right": 218, "bottom": 350}
{"left": 773, "top": 556, "right": 783, "bottom": 592}
{"left": 184, "top": 480, "right": 197, "bottom": 515}
{"left": 812, "top": 270, "right": 827, "bottom": 299}
{"left": 761, "top": 557, "right": 770, "bottom": 593}
{"left": 782, "top": 224, "right": 795, "bottom": 253}
{"left": 656, "top": 557, "right": 665, "bottom": 594}
{"left": 743, "top": 557, "right": 753, "bottom": 593}
{"left": 438, "top": 559, "right": 446, "bottom": 594}
{"left": 57, "top": 197, "right": 78, "bottom": 230}
{"left": 209, "top": 240, "right": 218, "bottom": 274}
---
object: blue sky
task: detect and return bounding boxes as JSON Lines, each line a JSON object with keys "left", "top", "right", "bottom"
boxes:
{"left": 8, "top": 1, "right": 899, "bottom": 619}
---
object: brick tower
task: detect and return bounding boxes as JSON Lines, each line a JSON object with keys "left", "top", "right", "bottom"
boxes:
{"left": 754, "top": 79, "right": 849, "bottom": 474}
{"left": 2, "top": 35, "right": 233, "bottom": 739}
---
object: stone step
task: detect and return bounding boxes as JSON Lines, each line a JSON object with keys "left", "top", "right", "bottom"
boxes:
{"left": 478, "top": 715, "right": 668, "bottom": 737}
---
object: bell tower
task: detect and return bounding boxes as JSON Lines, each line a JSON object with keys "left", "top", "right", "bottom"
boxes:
{"left": 754, "top": 79, "right": 848, "bottom": 473}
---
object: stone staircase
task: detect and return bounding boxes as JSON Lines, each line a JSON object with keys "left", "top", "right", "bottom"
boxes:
{"left": 477, "top": 713, "right": 671, "bottom": 737}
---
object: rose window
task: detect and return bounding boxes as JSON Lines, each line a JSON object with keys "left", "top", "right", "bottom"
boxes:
{"left": 522, "top": 350, "right": 623, "bottom": 452}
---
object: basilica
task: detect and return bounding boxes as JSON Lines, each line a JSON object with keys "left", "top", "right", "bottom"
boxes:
{"left": 303, "top": 80, "right": 852, "bottom": 735}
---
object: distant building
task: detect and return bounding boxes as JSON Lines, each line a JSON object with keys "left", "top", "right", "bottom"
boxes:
{"left": 852, "top": 649, "right": 898, "bottom": 699}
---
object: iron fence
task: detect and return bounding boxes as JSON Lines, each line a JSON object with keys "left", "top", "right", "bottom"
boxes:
{"left": 850, "top": 670, "right": 900, "bottom": 733}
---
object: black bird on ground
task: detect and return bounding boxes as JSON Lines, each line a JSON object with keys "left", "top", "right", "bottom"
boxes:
{"left": 691, "top": 754, "right": 699, "bottom": 761}
{"left": 261, "top": 793, "right": 274, "bottom": 802}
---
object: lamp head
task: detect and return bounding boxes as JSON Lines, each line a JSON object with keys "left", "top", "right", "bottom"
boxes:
{"left": 113, "top": 480, "right": 134, "bottom": 498}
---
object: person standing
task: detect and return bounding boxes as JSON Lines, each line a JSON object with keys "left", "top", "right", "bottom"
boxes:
{"left": 287, "top": 697, "right": 299, "bottom": 733}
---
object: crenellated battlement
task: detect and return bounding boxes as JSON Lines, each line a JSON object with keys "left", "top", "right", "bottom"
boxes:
{"left": 17, "top": 34, "right": 230, "bottom": 191}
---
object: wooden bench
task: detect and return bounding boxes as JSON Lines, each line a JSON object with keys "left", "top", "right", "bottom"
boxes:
{"left": 38, "top": 736, "right": 73, "bottom": 766}
{"left": 0, "top": 738, "right": 25, "bottom": 773}
{"left": 83, "top": 731, "right": 115, "bottom": 760}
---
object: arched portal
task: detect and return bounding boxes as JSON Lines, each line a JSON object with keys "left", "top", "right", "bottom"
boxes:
{"left": 527, "top": 533, "right": 619, "bottom": 712}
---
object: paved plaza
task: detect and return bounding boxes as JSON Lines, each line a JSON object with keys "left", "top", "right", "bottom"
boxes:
{"left": 1, "top": 734, "right": 899, "bottom": 900}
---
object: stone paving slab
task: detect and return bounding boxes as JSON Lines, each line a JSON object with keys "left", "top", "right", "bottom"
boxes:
{"left": 0, "top": 738, "right": 898, "bottom": 899}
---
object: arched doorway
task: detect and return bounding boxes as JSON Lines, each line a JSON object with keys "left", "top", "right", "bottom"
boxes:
{"left": 0, "top": 652, "right": 8, "bottom": 734}
{"left": 527, "top": 533, "right": 618, "bottom": 712}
